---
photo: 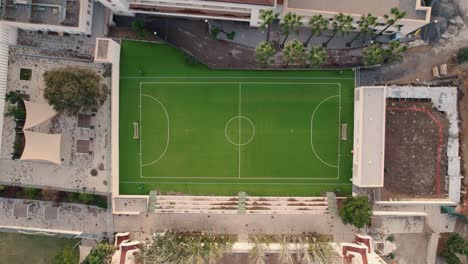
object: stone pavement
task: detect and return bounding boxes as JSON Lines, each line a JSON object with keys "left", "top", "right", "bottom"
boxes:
{"left": 114, "top": 212, "right": 357, "bottom": 242}
{"left": 0, "top": 198, "right": 108, "bottom": 237}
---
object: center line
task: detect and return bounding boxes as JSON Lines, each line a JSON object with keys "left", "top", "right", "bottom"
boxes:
{"left": 238, "top": 83, "right": 242, "bottom": 179}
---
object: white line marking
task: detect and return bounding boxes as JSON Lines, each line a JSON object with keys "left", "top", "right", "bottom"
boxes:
{"left": 122, "top": 181, "right": 351, "bottom": 185}
{"left": 140, "top": 82, "right": 341, "bottom": 85}
{"left": 121, "top": 76, "right": 355, "bottom": 80}
{"left": 140, "top": 93, "right": 170, "bottom": 167}
{"left": 238, "top": 83, "right": 241, "bottom": 179}
{"left": 337, "top": 84, "right": 342, "bottom": 179}
{"left": 224, "top": 116, "right": 256, "bottom": 146}
{"left": 138, "top": 81, "right": 342, "bottom": 180}
{"left": 310, "top": 95, "right": 340, "bottom": 168}
{"left": 139, "top": 84, "right": 142, "bottom": 178}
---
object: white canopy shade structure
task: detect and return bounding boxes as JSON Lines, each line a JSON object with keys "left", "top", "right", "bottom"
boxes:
{"left": 23, "top": 100, "right": 57, "bottom": 129}
{"left": 20, "top": 131, "right": 62, "bottom": 164}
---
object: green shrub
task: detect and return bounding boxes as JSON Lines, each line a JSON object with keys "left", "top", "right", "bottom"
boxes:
{"left": 386, "top": 235, "right": 395, "bottom": 242}
{"left": 226, "top": 31, "right": 236, "bottom": 40}
{"left": 440, "top": 248, "right": 461, "bottom": 264}
{"left": 457, "top": 47, "right": 468, "bottom": 64}
{"left": 81, "top": 243, "right": 115, "bottom": 264}
{"left": 338, "top": 196, "right": 372, "bottom": 229}
{"left": 78, "top": 193, "right": 95, "bottom": 204}
{"left": 52, "top": 245, "right": 79, "bottom": 264}
{"left": 446, "top": 233, "right": 468, "bottom": 256}
{"left": 210, "top": 27, "right": 221, "bottom": 38}
{"left": 5, "top": 104, "right": 26, "bottom": 120}
{"left": 23, "top": 187, "right": 41, "bottom": 200}
{"left": 6, "top": 91, "right": 23, "bottom": 104}
{"left": 185, "top": 54, "right": 201, "bottom": 65}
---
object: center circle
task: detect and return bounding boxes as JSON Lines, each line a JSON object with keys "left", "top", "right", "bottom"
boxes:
{"left": 225, "top": 116, "right": 255, "bottom": 146}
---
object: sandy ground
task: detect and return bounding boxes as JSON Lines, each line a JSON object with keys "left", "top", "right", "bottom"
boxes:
{"left": 393, "top": 233, "right": 430, "bottom": 264}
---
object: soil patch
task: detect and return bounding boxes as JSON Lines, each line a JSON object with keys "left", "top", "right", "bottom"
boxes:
{"left": 383, "top": 99, "right": 449, "bottom": 199}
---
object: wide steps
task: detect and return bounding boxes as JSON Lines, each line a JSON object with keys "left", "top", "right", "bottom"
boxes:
{"left": 153, "top": 195, "right": 330, "bottom": 215}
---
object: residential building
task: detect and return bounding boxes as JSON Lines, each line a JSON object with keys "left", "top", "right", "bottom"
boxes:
{"left": 99, "top": 0, "right": 431, "bottom": 35}
{"left": 0, "top": 0, "right": 93, "bottom": 34}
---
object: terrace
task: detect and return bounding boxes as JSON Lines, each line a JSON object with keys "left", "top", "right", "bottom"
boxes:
{"left": 0, "top": 0, "right": 80, "bottom": 27}
{"left": 285, "top": 0, "right": 429, "bottom": 20}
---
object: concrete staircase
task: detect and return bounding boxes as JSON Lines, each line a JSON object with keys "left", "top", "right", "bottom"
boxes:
{"left": 152, "top": 195, "right": 330, "bottom": 214}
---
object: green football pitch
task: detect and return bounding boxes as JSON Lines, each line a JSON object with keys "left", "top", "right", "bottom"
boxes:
{"left": 119, "top": 40, "right": 355, "bottom": 196}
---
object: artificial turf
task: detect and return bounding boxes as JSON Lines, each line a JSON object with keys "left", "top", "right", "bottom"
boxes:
{"left": 119, "top": 40, "right": 355, "bottom": 196}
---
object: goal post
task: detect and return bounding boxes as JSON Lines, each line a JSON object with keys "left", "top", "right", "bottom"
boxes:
{"left": 133, "top": 122, "right": 139, "bottom": 139}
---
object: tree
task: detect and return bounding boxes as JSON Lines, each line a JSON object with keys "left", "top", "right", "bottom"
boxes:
{"left": 307, "top": 46, "right": 327, "bottom": 68}
{"left": 323, "top": 13, "right": 354, "bottom": 47}
{"left": 278, "top": 236, "right": 294, "bottom": 264}
{"left": 255, "top": 41, "right": 276, "bottom": 66}
{"left": 362, "top": 43, "right": 384, "bottom": 66}
{"left": 346, "top": 13, "right": 378, "bottom": 47}
{"left": 249, "top": 237, "right": 268, "bottom": 264}
{"left": 43, "top": 67, "right": 107, "bottom": 115}
{"left": 81, "top": 243, "right": 115, "bottom": 264}
{"left": 259, "top": 9, "right": 279, "bottom": 42}
{"left": 439, "top": 233, "right": 468, "bottom": 264}
{"left": 446, "top": 234, "right": 468, "bottom": 256}
{"left": 282, "top": 40, "right": 306, "bottom": 68}
{"left": 53, "top": 245, "right": 78, "bottom": 264}
{"left": 304, "top": 15, "right": 329, "bottom": 47}
{"left": 280, "top": 12, "right": 303, "bottom": 48}
{"left": 143, "top": 230, "right": 232, "bottom": 264}
{"left": 384, "top": 40, "right": 407, "bottom": 62}
{"left": 338, "top": 196, "right": 372, "bottom": 229}
{"left": 373, "top": 7, "right": 406, "bottom": 40}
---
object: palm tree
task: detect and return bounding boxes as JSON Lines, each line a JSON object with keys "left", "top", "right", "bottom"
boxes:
{"left": 323, "top": 13, "right": 354, "bottom": 47}
{"left": 282, "top": 39, "right": 306, "bottom": 68}
{"left": 362, "top": 43, "right": 384, "bottom": 65}
{"left": 249, "top": 238, "right": 268, "bottom": 264}
{"left": 255, "top": 41, "right": 276, "bottom": 66}
{"left": 303, "top": 14, "right": 329, "bottom": 47}
{"left": 259, "top": 9, "right": 279, "bottom": 42}
{"left": 280, "top": 12, "right": 303, "bottom": 48}
{"left": 278, "top": 236, "right": 294, "bottom": 264}
{"left": 346, "top": 13, "right": 378, "bottom": 47}
{"left": 307, "top": 46, "right": 327, "bottom": 68}
{"left": 384, "top": 40, "right": 407, "bottom": 62}
{"left": 372, "top": 7, "right": 407, "bottom": 40}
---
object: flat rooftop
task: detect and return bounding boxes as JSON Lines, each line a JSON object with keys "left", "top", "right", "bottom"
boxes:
{"left": 353, "top": 87, "right": 386, "bottom": 187}
{"left": 0, "top": 0, "right": 80, "bottom": 27}
{"left": 286, "top": 0, "right": 428, "bottom": 20}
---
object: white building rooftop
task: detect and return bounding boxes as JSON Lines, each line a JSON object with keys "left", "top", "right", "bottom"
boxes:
{"left": 352, "top": 86, "right": 386, "bottom": 187}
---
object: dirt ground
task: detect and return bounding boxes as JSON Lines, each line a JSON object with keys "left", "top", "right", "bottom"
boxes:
{"left": 383, "top": 99, "right": 449, "bottom": 199}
